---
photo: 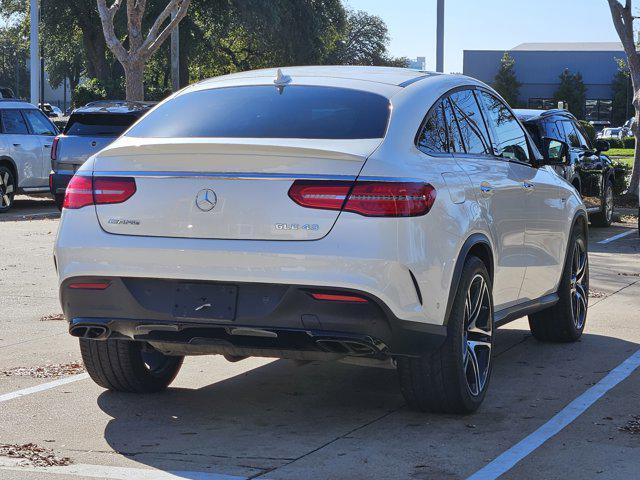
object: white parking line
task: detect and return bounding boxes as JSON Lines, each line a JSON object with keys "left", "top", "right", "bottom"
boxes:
{"left": 597, "top": 229, "right": 635, "bottom": 244}
{"left": 0, "top": 460, "right": 247, "bottom": 480}
{"left": 466, "top": 348, "right": 640, "bottom": 480}
{"left": 0, "top": 373, "right": 89, "bottom": 403}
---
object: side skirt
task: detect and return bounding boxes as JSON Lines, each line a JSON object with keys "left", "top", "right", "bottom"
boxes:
{"left": 494, "top": 293, "right": 559, "bottom": 328}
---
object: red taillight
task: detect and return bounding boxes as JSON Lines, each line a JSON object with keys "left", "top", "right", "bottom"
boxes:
{"left": 310, "top": 293, "right": 368, "bottom": 303}
{"left": 63, "top": 176, "right": 136, "bottom": 209}
{"left": 63, "top": 175, "right": 93, "bottom": 209}
{"left": 51, "top": 136, "right": 60, "bottom": 161}
{"left": 289, "top": 181, "right": 436, "bottom": 217}
{"left": 93, "top": 177, "right": 137, "bottom": 205}
{"left": 68, "top": 282, "right": 111, "bottom": 290}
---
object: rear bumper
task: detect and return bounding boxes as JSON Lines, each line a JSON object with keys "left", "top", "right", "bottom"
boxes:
{"left": 61, "top": 277, "right": 446, "bottom": 358}
{"left": 49, "top": 171, "right": 73, "bottom": 195}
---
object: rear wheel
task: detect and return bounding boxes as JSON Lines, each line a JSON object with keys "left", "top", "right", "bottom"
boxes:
{"left": 529, "top": 226, "right": 588, "bottom": 342}
{"left": 79, "top": 339, "right": 183, "bottom": 393}
{"left": 590, "top": 180, "right": 614, "bottom": 227}
{"left": 0, "top": 166, "right": 16, "bottom": 213}
{"left": 397, "top": 256, "right": 493, "bottom": 413}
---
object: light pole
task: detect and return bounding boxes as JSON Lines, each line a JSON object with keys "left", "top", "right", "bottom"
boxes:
{"left": 436, "top": 0, "right": 444, "bottom": 73}
{"left": 29, "top": 0, "right": 40, "bottom": 105}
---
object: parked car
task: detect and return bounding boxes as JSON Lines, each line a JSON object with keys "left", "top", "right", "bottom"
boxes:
{"left": 0, "top": 99, "right": 59, "bottom": 212}
{"left": 39, "top": 103, "right": 58, "bottom": 118}
{"left": 597, "top": 127, "right": 631, "bottom": 140}
{"left": 55, "top": 67, "right": 589, "bottom": 413}
{"left": 515, "top": 109, "right": 615, "bottom": 227}
{"left": 50, "top": 100, "right": 155, "bottom": 209}
{"left": 51, "top": 105, "right": 64, "bottom": 117}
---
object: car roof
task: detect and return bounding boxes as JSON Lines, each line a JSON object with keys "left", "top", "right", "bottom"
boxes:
{"left": 196, "top": 65, "right": 440, "bottom": 89}
{"left": 0, "top": 99, "right": 38, "bottom": 109}
{"left": 74, "top": 100, "right": 157, "bottom": 114}
{"left": 513, "top": 108, "right": 576, "bottom": 122}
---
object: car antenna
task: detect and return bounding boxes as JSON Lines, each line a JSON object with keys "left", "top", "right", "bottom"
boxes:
{"left": 274, "top": 68, "right": 291, "bottom": 94}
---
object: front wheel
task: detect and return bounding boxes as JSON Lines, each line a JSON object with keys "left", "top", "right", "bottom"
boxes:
{"left": 397, "top": 256, "right": 494, "bottom": 413}
{"left": 80, "top": 339, "right": 183, "bottom": 393}
{"left": 529, "top": 226, "right": 588, "bottom": 342}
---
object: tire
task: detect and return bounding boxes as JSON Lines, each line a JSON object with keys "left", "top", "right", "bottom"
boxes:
{"left": 79, "top": 338, "right": 183, "bottom": 393}
{"left": 397, "top": 256, "right": 494, "bottom": 413}
{"left": 590, "top": 180, "right": 614, "bottom": 227}
{"left": 528, "top": 226, "right": 588, "bottom": 342}
{"left": 0, "top": 166, "right": 16, "bottom": 213}
{"left": 54, "top": 193, "right": 64, "bottom": 211}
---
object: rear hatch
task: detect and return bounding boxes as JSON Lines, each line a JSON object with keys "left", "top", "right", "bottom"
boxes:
{"left": 92, "top": 84, "right": 391, "bottom": 241}
{"left": 59, "top": 112, "right": 139, "bottom": 166}
{"left": 93, "top": 138, "right": 379, "bottom": 240}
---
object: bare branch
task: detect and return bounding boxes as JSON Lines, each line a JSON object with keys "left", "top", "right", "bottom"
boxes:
{"left": 96, "top": 0, "right": 128, "bottom": 63}
{"left": 140, "top": 0, "right": 191, "bottom": 57}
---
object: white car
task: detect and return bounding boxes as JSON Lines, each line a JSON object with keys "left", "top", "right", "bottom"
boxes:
{"left": 55, "top": 67, "right": 588, "bottom": 413}
{"left": 0, "top": 100, "right": 59, "bottom": 211}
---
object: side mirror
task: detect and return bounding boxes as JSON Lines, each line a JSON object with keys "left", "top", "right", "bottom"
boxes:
{"left": 541, "top": 137, "right": 568, "bottom": 165}
{"left": 594, "top": 139, "right": 609, "bottom": 153}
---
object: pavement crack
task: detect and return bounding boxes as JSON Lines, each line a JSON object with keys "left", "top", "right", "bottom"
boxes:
{"left": 247, "top": 407, "right": 402, "bottom": 479}
{"left": 589, "top": 280, "right": 639, "bottom": 307}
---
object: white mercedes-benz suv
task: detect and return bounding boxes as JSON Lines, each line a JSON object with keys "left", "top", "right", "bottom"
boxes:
{"left": 55, "top": 67, "right": 588, "bottom": 413}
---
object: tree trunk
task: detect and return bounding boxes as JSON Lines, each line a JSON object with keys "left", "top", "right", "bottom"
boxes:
{"left": 629, "top": 109, "right": 640, "bottom": 197}
{"left": 124, "top": 62, "right": 145, "bottom": 101}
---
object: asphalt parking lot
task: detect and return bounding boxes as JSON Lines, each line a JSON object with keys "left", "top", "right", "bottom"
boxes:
{"left": 0, "top": 196, "right": 638, "bottom": 480}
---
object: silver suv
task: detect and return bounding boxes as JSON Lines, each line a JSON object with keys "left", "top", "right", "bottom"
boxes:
{"left": 0, "top": 99, "right": 58, "bottom": 212}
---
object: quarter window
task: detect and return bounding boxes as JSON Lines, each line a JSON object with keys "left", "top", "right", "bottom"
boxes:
{"left": 0, "top": 109, "right": 29, "bottom": 135}
{"left": 561, "top": 121, "right": 582, "bottom": 148}
{"left": 448, "top": 90, "right": 491, "bottom": 155}
{"left": 442, "top": 99, "right": 465, "bottom": 153}
{"left": 416, "top": 101, "right": 449, "bottom": 153}
{"left": 478, "top": 91, "right": 530, "bottom": 163}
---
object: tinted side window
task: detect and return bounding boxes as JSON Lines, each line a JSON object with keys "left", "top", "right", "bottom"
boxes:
{"left": 0, "top": 109, "right": 29, "bottom": 134}
{"left": 478, "top": 91, "right": 530, "bottom": 163}
{"left": 417, "top": 101, "right": 449, "bottom": 153}
{"left": 22, "top": 109, "right": 56, "bottom": 135}
{"left": 542, "top": 120, "right": 564, "bottom": 142}
{"left": 561, "top": 121, "right": 581, "bottom": 148}
{"left": 574, "top": 122, "right": 592, "bottom": 149}
{"left": 442, "top": 99, "right": 465, "bottom": 153}
{"left": 448, "top": 90, "right": 491, "bottom": 154}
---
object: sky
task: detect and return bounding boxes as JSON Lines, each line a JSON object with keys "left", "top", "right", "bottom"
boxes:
{"left": 345, "top": 0, "right": 622, "bottom": 73}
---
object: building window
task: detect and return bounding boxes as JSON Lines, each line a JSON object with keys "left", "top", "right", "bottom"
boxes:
{"left": 585, "top": 99, "right": 612, "bottom": 122}
{"left": 528, "top": 98, "right": 557, "bottom": 110}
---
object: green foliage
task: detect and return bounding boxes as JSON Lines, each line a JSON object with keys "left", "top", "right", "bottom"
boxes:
{"left": 611, "top": 58, "right": 633, "bottom": 127}
{"left": 73, "top": 79, "right": 107, "bottom": 107}
{"left": 492, "top": 53, "right": 521, "bottom": 107}
{"left": 612, "top": 161, "right": 632, "bottom": 195}
{"left": 578, "top": 120, "right": 596, "bottom": 144}
{"left": 0, "top": 18, "right": 29, "bottom": 99}
{"left": 555, "top": 69, "right": 587, "bottom": 119}
{"left": 604, "top": 137, "right": 635, "bottom": 149}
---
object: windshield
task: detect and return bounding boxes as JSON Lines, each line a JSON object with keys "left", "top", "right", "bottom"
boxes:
{"left": 64, "top": 113, "right": 139, "bottom": 136}
{"left": 126, "top": 85, "right": 391, "bottom": 139}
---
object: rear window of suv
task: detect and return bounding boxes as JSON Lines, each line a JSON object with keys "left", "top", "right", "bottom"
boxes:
{"left": 64, "top": 113, "right": 139, "bottom": 136}
{"left": 126, "top": 85, "right": 391, "bottom": 139}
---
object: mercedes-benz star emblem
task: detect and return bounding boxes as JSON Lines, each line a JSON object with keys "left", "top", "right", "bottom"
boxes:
{"left": 195, "top": 189, "right": 217, "bottom": 212}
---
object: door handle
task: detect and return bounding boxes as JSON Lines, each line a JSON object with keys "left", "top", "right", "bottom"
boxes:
{"left": 480, "top": 182, "right": 494, "bottom": 196}
{"left": 12, "top": 143, "right": 21, "bottom": 147}
{"left": 522, "top": 181, "right": 535, "bottom": 192}
{"left": 44, "top": 144, "right": 52, "bottom": 148}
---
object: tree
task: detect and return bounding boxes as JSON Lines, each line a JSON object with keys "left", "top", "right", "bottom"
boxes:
{"left": 493, "top": 52, "right": 521, "bottom": 106}
{"left": 607, "top": 0, "right": 640, "bottom": 198}
{"left": 611, "top": 58, "right": 634, "bottom": 128}
{"left": 327, "top": 10, "right": 409, "bottom": 67}
{"left": 554, "top": 69, "right": 587, "bottom": 119}
{"left": 96, "top": 0, "right": 191, "bottom": 100}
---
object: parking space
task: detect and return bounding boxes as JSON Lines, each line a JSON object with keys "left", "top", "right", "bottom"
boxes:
{"left": 0, "top": 215, "right": 638, "bottom": 480}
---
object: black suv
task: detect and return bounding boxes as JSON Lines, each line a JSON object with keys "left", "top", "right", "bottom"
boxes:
{"left": 515, "top": 109, "right": 615, "bottom": 227}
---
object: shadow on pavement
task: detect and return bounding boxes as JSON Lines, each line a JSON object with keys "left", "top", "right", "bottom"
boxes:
{"left": 96, "top": 328, "right": 639, "bottom": 479}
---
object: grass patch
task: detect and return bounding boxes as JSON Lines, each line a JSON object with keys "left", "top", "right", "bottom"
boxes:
{"left": 608, "top": 148, "right": 634, "bottom": 157}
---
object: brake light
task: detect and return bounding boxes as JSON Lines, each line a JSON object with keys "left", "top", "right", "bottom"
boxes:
{"left": 63, "top": 176, "right": 136, "bottom": 209}
{"left": 289, "top": 181, "right": 436, "bottom": 217}
{"left": 68, "top": 282, "right": 111, "bottom": 290}
{"left": 51, "top": 136, "right": 60, "bottom": 161}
